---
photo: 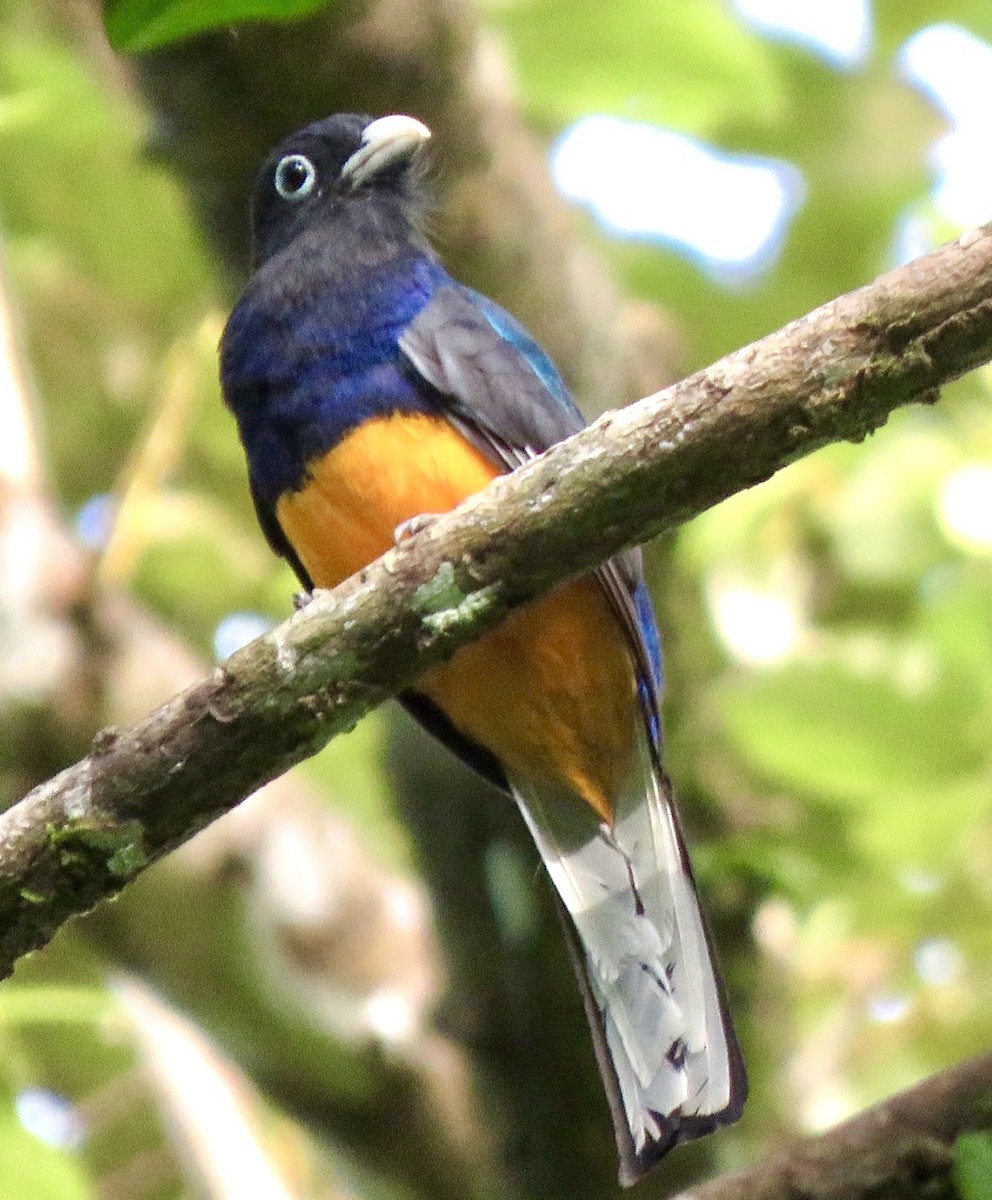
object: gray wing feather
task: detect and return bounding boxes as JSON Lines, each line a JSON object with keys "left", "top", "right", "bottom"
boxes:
{"left": 400, "top": 284, "right": 659, "bottom": 708}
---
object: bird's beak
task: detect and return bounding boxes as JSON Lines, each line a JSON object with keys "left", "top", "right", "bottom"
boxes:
{"left": 341, "top": 115, "right": 432, "bottom": 188}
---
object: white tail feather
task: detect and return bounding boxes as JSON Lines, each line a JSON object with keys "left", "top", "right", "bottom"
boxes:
{"left": 509, "top": 725, "right": 743, "bottom": 1167}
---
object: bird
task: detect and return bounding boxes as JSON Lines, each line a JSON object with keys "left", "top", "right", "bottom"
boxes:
{"left": 220, "top": 112, "right": 746, "bottom": 1185}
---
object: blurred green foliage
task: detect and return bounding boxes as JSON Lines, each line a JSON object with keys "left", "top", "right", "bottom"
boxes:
{"left": 102, "top": 0, "right": 330, "bottom": 51}
{"left": 487, "top": 0, "right": 786, "bottom": 133}
{"left": 956, "top": 1131, "right": 992, "bottom": 1200}
{"left": 0, "top": 951, "right": 182, "bottom": 1200}
{"left": 2, "top": 0, "right": 992, "bottom": 1195}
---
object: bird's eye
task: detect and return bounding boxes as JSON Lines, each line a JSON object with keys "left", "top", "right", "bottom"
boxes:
{"left": 274, "top": 154, "right": 317, "bottom": 201}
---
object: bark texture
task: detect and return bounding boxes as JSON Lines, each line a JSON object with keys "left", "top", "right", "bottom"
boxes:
{"left": 672, "top": 1050, "right": 992, "bottom": 1200}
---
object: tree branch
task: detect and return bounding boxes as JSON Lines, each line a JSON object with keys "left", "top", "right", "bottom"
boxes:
{"left": 671, "top": 1049, "right": 992, "bottom": 1200}
{"left": 1, "top": 222, "right": 991, "bottom": 978}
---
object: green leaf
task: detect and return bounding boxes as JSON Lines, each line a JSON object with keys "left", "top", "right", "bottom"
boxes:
{"left": 103, "top": 0, "right": 331, "bottom": 53}
{"left": 956, "top": 1131, "right": 992, "bottom": 1200}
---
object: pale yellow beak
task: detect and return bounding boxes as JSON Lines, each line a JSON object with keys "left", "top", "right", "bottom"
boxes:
{"left": 341, "top": 114, "right": 432, "bottom": 188}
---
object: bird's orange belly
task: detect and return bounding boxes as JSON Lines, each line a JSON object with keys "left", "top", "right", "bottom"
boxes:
{"left": 275, "top": 413, "right": 637, "bottom": 818}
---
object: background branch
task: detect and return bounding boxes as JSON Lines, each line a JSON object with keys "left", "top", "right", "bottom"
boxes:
{"left": 672, "top": 1049, "right": 992, "bottom": 1200}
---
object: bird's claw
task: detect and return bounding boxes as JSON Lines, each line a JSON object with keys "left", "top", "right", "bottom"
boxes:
{"left": 393, "top": 512, "right": 441, "bottom": 545}
{"left": 293, "top": 589, "right": 315, "bottom": 611}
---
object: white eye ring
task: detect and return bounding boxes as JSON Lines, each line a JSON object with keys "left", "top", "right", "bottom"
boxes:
{"left": 274, "top": 154, "right": 317, "bottom": 201}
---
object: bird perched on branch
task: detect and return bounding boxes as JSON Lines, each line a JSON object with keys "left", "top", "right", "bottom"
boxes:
{"left": 220, "top": 112, "right": 746, "bottom": 1185}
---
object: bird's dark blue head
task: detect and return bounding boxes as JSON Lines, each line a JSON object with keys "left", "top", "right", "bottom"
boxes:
{"left": 223, "top": 112, "right": 446, "bottom": 506}
{"left": 249, "top": 112, "right": 433, "bottom": 269}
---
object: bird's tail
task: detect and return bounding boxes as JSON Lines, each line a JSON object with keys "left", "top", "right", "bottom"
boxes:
{"left": 509, "top": 727, "right": 746, "bottom": 1186}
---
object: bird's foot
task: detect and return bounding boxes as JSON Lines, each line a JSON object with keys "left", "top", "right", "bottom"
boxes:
{"left": 393, "top": 512, "right": 441, "bottom": 545}
{"left": 293, "top": 589, "right": 315, "bottom": 611}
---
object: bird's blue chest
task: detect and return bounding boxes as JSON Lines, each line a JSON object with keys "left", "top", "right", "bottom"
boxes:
{"left": 222, "top": 255, "right": 446, "bottom": 502}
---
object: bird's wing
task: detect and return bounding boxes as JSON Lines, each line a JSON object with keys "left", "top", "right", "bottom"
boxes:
{"left": 399, "top": 283, "right": 661, "bottom": 714}
{"left": 401, "top": 283, "right": 586, "bottom": 457}
{"left": 401, "top": 284, "right": 746, "bottom": 1182}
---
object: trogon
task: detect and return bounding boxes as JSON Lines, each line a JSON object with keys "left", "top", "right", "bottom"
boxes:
{"left": 220, "top": 112, "right": 746, "bottom": 1185}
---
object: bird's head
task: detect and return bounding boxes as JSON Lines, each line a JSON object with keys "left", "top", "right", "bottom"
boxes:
{"left": 249, "top": 113, "right": 432, "bottom": 269}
